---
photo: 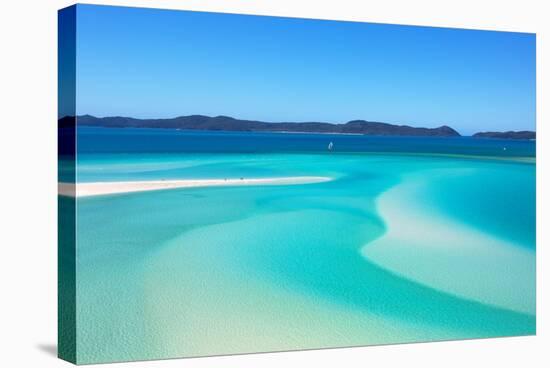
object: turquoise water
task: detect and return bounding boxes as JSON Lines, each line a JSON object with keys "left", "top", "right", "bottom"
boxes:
{"left": 70, "top": 129, "right": 536, "bottom": 364}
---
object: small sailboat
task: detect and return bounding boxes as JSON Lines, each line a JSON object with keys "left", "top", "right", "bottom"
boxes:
{"left": 328, "top": 141, "right": 334, "bottom": 151}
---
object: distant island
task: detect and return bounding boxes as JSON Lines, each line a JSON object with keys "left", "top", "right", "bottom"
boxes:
{"left": 73, "top": 115, "right": 460, "bottom": 137}
{"left": 61, "top": 115, "right": 535, "bottom": 139}
{"left": 473, "top": 131, "right": 536, "bottom": 140}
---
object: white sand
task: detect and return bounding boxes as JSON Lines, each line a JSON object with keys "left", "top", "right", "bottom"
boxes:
{"left": 59, "top": 176, "right": 332, "bottom": 198}
{"left": 361, "top": 169, "right": 535, "bottom": 315}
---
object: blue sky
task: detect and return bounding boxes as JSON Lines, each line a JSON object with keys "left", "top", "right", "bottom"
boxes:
{"left": 74, "top": 4, "right": 535, "bottom": 134}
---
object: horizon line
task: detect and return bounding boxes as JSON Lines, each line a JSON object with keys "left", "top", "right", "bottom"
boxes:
{"left": 59, "top": 114, "right": 536, "bottom": 135}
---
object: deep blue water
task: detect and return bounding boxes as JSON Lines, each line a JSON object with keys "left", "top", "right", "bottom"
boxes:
{"left": 76, "top": 126, "right": 535, "bottom": 156}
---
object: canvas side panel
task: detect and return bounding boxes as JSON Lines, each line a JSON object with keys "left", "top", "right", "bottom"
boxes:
{"left": 58, "top": 5, "right": 77, "bottom": 364}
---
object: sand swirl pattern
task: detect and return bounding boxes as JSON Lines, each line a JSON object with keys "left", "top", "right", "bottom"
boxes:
{"left": 70, "top": 144, "right": 535, "bottom": 363}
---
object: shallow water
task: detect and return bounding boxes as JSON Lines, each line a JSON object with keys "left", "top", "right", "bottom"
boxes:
{"left": 70, "top": 128, "right": 536, "bottom": 363}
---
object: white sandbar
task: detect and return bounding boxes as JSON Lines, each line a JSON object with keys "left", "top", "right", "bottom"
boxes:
{"left": 361, "top": 169, "right": 535, "bottom": 315}
{"left": 59, "top": 176, "right": 332, "bottom": 198}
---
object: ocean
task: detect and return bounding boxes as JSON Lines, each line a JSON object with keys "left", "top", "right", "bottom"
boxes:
{"left": 65, "top": 127, "right": 536, "bottom": 363}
